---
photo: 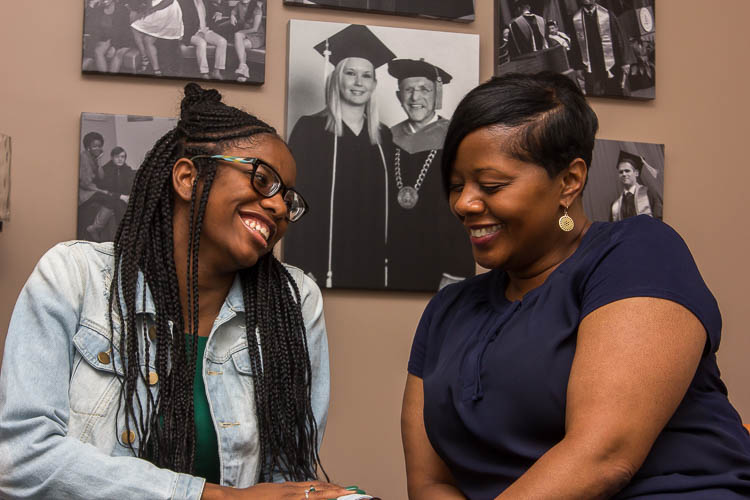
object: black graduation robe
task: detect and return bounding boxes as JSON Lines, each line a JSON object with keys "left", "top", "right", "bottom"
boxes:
{"left": 284, "top": 112, "right": 393, "bottom": 290}
{"left": 388, "top": 118, "right": 475, "bottom": 291}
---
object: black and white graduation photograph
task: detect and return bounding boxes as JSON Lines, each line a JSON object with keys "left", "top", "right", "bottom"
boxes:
{"left": 0, "top": 133, "right": 10, "bottom": 232}
{"left": 284, "top": 20, "right": 480, "bottom": 292}
{"left": 283, "top": 0, "right": 476, "bottom": 23}
{"left": 583, "top": 138, "right": 664, "bottom": 222}
{"left": 82, "top": 0, "right": 267, "bottom": 84}
{"left": 77, "top": 112, "right": 177, "bottom": 242}
{"left": 495, "top": 0, "right": 655, "bottom": 99}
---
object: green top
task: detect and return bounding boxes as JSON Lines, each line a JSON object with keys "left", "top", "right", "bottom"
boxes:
{"left": 192, "top": 335, "right": 221, "bottom": 484}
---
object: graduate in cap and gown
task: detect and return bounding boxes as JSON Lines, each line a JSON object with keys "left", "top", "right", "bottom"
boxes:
{"left": 285, "top": 24, "right": 396, "bottom": 290}
{"left": 610, "top": 150, "right": 663, "bottom": 221}
{"left": 387, "top": 58, "right": 475, "bottom": 291}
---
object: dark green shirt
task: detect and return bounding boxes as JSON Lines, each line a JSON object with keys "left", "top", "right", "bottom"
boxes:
{"left": 192, "top": 335, "right": 221, "bottom": 484}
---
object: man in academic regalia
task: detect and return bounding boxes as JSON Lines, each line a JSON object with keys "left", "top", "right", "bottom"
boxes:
{"left": 508, "top": 2, "right": 548, "bottom": 59}
{"left": 610, "top": 150, "right": 662, "bottom": 221}
{"left": 569, "top": 0, "right": 635, "bottom": 96}
{"left": 386, "top": 58, "right": 475, "bottom": 291}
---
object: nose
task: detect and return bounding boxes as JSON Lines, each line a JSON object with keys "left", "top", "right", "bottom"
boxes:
{"left": 259, "top": 192, "right": 288, "bottom": 220}
{"left": 451, "top": 185, "right": 485, "bottom": 219}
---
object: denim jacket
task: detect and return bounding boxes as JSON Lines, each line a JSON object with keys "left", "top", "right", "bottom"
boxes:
{"left": 0, "top": 241, "right": 330, "bottom": 499}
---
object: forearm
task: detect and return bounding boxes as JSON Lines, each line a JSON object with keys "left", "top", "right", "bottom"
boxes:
{"left": 495, "top": 438, "right": 634, "bottom": 500}
{"left": 409, "top": 481, "right": 466, "bottom": 500}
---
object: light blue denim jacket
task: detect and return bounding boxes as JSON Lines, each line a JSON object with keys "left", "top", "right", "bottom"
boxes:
{"left": 0, "top": 241, "right": 330, "bottom": 499}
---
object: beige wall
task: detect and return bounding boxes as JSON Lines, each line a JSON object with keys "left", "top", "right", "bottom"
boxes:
{"left": 0, "top": 1, "right": 748, "bottom": 498}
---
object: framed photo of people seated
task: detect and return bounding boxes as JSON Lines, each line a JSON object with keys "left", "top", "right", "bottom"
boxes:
{"left": 284, "top": 20, "right": 479, "bottom": 292}
{"left": 81, "top": 0, "right": 267, "bottom": 85}
{"left": 0, "top": 133, "right": 10, "bottom": 232}
{"left": 583, "top": 138, "right": 664, "bottom": 222}
{"left": 78, "top": 112, "right": 177, "bottom": 242}
{"left": 283, "top": 0, "right": 475, "bottom": 23}
{"left": 495, "top": 0, "right": 655, "bottom": 100}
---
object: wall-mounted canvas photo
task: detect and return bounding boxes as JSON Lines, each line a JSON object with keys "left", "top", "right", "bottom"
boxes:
{"left": 0, "top": 133, "right": 10, "bottom": 231}
{"left": 284, "top": 20, "right": 479, "bottom": 292}
{"left": 78, "top": 112, "right": 177, "bottom": 242}
{"left": 583, "top": 138, "right": 664, "bottom": 222}
{"left": 495, "top": 0, "right": 655, "bottom": 99}
{"left": 82, "top": 0, "right": 266, "bottom": 84}
{"left": 283, "top": 0, "right": 475, "bottom": 23}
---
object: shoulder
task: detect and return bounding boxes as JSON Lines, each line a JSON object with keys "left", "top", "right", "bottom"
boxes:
{"left": 282, "top": 262, "right": 322, "bottom": 303}
{"left": 291, "top": 112, "right": 327, "bottom": 134}
{"left": 423, "top": 270, "right": 496, "bottom": 321}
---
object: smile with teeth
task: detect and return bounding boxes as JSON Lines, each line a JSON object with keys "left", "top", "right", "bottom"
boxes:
{"left": 242, "top": 217, "right": 271, "bottom": 241}
{"left": 470, "top": 224, "right": 503, "bottom": 238}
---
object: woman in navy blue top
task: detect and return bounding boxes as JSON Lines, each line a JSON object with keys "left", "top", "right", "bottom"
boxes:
{"left": 402, "top": 73, "right": 750, "bottom": 499}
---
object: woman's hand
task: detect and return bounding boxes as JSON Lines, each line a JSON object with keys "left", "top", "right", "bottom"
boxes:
{"left": 203, "top": 480, "right": 353, "bottom": 500}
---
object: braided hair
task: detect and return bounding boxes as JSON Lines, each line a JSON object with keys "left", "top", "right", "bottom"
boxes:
{"left": 108, "top": 83, "right": 324, "bottom": 481}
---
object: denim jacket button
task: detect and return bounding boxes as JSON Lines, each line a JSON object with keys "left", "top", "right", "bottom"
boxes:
{"left": 121, "top": 430, "right": 135, "bottom": 444}
{"left": 148, "top": 371, "right": 158, "bottom": 385}
{"left": 97, "top": 351, "right": 111, "bottom": 364}
{"left": 148, "top": 326, "right": 156, "bottom": 341}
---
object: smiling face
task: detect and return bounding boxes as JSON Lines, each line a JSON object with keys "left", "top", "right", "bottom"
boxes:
{"left": 87, "top": 139, "right": 104, "bottom": 160}
{"left": 197, "top": 134, "right": 296, "bottom": 273}
{"left": 448, "top": 126, "right": 564, "bottom": 272}
{"left": 338, "top": 57, "right": 376, "bottom": 107}
{"left": 617, "top": 162, "right": 639, "bottom": 188}
{"left": 397, "top": 76, "right": 437, "bottom": 128}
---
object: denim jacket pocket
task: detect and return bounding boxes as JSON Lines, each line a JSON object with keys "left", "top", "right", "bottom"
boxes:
{"left": 69, "top": 324, "right": 124, "bottom": 445}
{"left": 230, "top": 345, "right": 254, "bottom": 377}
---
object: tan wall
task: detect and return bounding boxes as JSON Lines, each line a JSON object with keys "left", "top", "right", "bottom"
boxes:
{"left": 0, "top": 1, "right": 748, "bottom": 498}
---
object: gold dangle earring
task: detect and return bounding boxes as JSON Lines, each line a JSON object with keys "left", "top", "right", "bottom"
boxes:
{"left": 558, "top": 203, "right": 574, "bottom": 232}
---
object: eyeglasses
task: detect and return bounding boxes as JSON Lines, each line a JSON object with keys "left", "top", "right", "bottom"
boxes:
{"left": 191, "top": 155, "right": 308, "bottom": 222}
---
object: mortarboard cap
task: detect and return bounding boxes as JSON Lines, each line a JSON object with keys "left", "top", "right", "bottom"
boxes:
{"left": 313, "top": 24, "right": 396, "bottom": 69}
{"left": 616, "top": 150, "right": 644, "bottom": 171}
{"left": 387, "top": 58, "right": 453, "bottom": 84}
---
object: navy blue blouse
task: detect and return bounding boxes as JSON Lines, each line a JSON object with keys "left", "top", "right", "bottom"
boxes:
{"left": 408, "top": 216, "right": 750, "bottom": 499}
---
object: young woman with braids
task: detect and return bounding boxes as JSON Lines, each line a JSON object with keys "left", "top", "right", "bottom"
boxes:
{"left": 0, "top": 83, "right": 352, "bottom": 500}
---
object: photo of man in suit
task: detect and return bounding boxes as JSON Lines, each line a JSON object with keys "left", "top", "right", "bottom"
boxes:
{"left": 610, "top": 150, "right": 662, "bottom": 221}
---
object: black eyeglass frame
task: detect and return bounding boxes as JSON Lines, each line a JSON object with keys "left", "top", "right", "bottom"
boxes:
{"left": 190, "top": 154, "right": 309, "bottom": 222}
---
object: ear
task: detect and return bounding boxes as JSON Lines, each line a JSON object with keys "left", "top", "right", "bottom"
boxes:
{"left": 559, "top": 157, "right": 588, "bottom": 206}
{"left": 396, "top": 89, "right": 402, "bottom": 102}
{"left": 172, "top": 157, "right": 198, "bottom": 202}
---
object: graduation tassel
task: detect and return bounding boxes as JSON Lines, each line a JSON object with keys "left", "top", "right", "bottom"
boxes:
{"left": 322, "top": 39, "right": 331, "bottom": 89}
{"left": 434, "top": 65, "right": 443, "bottom": 110}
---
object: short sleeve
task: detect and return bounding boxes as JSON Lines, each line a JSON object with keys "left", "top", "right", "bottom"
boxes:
{"left": 407, "top": 294, "right": 442, "bottom": 378}
{"left": 580, "top": 216, "right": 722, "bottom": 353}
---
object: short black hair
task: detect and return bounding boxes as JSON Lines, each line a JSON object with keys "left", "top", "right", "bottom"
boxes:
{"left": 110, "top": 146, "right": 126, "bottom": 157}
{"left": 441, "top": 72, "right": 598, "bottom": 193}
{"left": 82, "top": 131, "right": 103, "bottom": 149}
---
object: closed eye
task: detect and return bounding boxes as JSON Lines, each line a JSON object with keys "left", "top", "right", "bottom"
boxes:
{"left": 479, "top": 184, "right": 508, "bottom": 194}
{"left": 448, "top": 183, "right": 464, "bottom": 193}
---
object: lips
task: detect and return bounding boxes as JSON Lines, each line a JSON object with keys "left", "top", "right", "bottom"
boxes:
{"left": 239, "top": 211, "right": 275, "bottom": 247}
{"left": 468, "top": 223, "right": 504, "bottom": 246}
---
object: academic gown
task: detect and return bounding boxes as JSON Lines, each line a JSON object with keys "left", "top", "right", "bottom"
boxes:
{"left": 388, "top": 118, "right": 475, "bottom": 291}
{"left": 284, "top": 112, "right": 393, "bottom": 290}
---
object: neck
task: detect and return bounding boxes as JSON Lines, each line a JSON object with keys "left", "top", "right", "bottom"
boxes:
{"left": 505, "top": 216, "right": 591, "bottom": 301}
{"left": 341, "top": 101, "right": 366, "bottom": 132}
{"left": 408, "top": 112, "right": 436, "bottom": 133}
{"left": 172, "top": 212, "right": 235, "bottom": 337}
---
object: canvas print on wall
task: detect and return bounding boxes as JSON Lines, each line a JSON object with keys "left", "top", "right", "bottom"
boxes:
{"left": 0, "top": 133, "right": 10, "bottom": 231}
{"left": 82, "top": 0, "right": 267, "bottom": 84}
{"left": 495, "top": 0, "right": 655, "bottom": 99}
{"left": 583, "top": 138, "right": 664, "bottom": 222}
{"left": 284, "top": 20, "right": 479, "bottom": 292}
{"left": 78, "top": 113, "right": 177, "bottom": 242}
{"left": 283, "top": 0, "right": 475, "bottom": 23}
